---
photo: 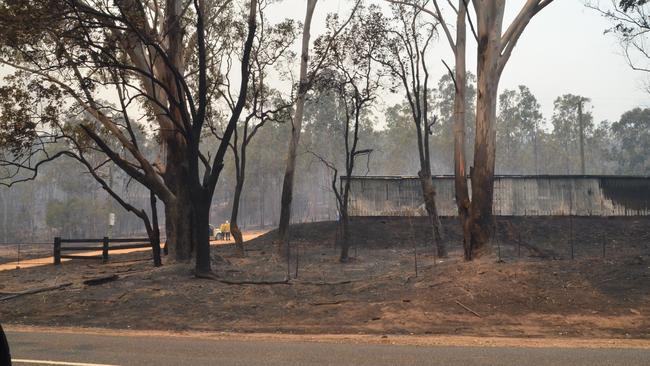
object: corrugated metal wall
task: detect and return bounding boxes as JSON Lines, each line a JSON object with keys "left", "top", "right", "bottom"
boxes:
{"left": 346, "top": 176, "right": 650, "bottom": 217}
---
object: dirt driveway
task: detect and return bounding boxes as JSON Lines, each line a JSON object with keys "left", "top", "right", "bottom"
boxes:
{"left": 0, "top": 230, "right": 267, "bottom": 271}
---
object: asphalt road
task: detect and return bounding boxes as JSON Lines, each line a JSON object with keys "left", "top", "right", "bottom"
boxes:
{"left": 5, "top": 330, "right": 650, "bottom": 366}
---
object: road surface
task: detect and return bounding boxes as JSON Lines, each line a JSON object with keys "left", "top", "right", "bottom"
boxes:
{"left": 5, "top": 329, "right": 650, "bottom": 366}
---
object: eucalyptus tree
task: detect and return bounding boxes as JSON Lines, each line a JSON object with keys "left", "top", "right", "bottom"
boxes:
{"left": 0, "top": 0, "right": 260, "bottom": 276}
{"left": 220, "top": 3, "right": 298, "bottom": 254}
{"left": 276, "top": 0, "right": 361, "bottom": 256}
{"left": 374, "top": 2, "right": 447, "bottom": 257}
{"left": 433, "top": 73, "right": 476, "bottom": 173}
{"left": 276, "top": 0, "right": 318, "bottom": 256}
{"left": 386, "top": 0, "right": 555, "bottom": 259}
{"left": 496, "top": 85, "right": 543, "bottom": 174}
{"left": 386, "top": 0, "right": 470, "bottom": 257}
{"left": 309, "top": 7, "right": 383, "bottom": 262}
{"left": 380, "top": 102, "right": 420, "bottom": 175}
{"left": 457, "top": 0, "right": 556, "bottom": 259}
{"left": 610, "top": 108, "right": 650, "bottom": 174}
{"left": 591, "top": 0, "right": 650, "bottom": 75}
{"left": 551, "top": 94, "right": 594, "bottom": 174}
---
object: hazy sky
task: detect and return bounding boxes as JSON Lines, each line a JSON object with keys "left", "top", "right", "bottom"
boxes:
{"left": 1, "top": 1, "right": 644, "bottom": 127}
{"left": 269, "top": 0, "right": 649, "bottom": 127}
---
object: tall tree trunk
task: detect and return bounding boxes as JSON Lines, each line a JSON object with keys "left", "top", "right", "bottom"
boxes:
{"left": 578, "top": 99, "right": 585, "bottom": 175}
{"left": 453, "top": 1, "right": 472, "bottom": 258}
{"left": 339, "top": 212, "right": 351, "bottom": 262}
{"left": 533, "top": 127, "right": 539, "bottom": 174}
{"left": 259, "top": 174, "right": 265, "bottom": 228}
{"left": 148, "top": 191, "right": 162, "bottom": 267}
{"left": 277, "top": 0, "right": 317, "bottom": 256}
{"left": 163, "top": 134, "right": 212, "bottom": 271}
{"left": 164, "top": 195, "right": 194, "bottom": 262}
{"left": 231, "top": 178, "right": 245, "bottom": 256}
{"left": 2, "top": 193, "right": 7, "bottom": 243}
{"left": 419, "top": 171, "right": 446, "bottom": 257}
{"left": 467, "top": 3, "right": 503, "bottom": 259}
{"left": 192, "top": 196, "right": 212, "bottom": 275}
{"left": 163, "top": 138, "right": 195, "bottom": 261}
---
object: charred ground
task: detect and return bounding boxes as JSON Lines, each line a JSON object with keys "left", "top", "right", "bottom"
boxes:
{"left": 0, "top": 217, "right": 648, "bottom": 338}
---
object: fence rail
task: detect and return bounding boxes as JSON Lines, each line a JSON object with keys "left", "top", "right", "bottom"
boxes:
{"left": 54, "top": 237, "right": 151, "bottom": 265}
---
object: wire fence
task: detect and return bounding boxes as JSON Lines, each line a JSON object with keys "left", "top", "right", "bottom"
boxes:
{"left": 1, "top": 217, "right": 647, "bottom": 271}
{"left": 0, "top": 242, "right": 53, "bottom": 267}
{"left": 343, "top": 216, "right": 650, "bottom": 264}
{"left": 490, "top": 217, "right": 650, "bottom": 262}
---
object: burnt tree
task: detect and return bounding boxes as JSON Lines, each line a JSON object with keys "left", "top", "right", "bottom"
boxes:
{"left": 374, "top": 3, "right": 447, "bottom": 257}
{"left": 217, "top": 3, "right": 297, "bottom": 255}
{"left": 310, "top": 7, "right": 381, "bottom": 262}
{"left": 388, "top": 0, "right": 472, "bottom": 257}
{"left": 276, "top": 0, "right": 361, "bottom": 256}
{"left": 0, "top": 0, "right": 260, "bottom": 275}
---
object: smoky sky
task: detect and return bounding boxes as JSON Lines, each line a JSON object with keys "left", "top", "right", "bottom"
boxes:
{"left": 268, "top": 0, "right": 649, "bottom": 127}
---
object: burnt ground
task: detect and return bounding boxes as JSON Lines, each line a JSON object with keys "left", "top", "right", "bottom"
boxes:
{"left": 0, "top": 217, "right": 649, "bottom": 339}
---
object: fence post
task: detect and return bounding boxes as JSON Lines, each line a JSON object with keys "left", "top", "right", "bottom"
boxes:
{"left": 294, "top": 241, "right": 299, "bottom": 279}
{"left": 493, "top": 217, "right": 501, "bottom": 262}
{"left": 102, "top": 237, "right": 109, "bottom": 263}
{"left": 569, "top": 215, "right": 574, "bottom": 260}
{"left": 53, "top": 237, "right": 61, "bottom": 265}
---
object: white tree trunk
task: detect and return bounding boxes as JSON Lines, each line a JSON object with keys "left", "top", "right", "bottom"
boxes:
{"left": 277, "top": 0, "right": 318, "bottom": 255}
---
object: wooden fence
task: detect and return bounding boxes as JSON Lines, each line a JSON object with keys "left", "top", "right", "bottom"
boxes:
{"left": 53, "top": 237, "right": 151, "bottom": 265}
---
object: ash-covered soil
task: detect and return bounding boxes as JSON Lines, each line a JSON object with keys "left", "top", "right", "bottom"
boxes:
{"left": 1, "top": 217, "right": 648, "bottom": 339}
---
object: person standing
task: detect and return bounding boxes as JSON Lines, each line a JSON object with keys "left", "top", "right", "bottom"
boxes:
{"left": 224, "top": 220, "right": 231, "bottom": 241}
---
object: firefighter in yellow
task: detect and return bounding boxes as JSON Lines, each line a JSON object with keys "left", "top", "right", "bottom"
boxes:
{"left": 220, "top": 220, "right": 231, "bottom": 241}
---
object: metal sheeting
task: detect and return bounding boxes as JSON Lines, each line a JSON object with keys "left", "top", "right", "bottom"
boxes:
{"left": 346, "top": 176, "right": 650, "bottom": 217}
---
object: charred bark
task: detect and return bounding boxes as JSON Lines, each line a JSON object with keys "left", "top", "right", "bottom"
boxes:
{"left": 339, "top": 212, "right": 351, "bottom": 262}
{"left": 418, "top": 171, "right": 446, "bottom": 257}
{"left": 277, "top": 0, "right": 318, "bottom": 256}
{"left": 192, "top": 198, "right": 212, "bottom": 276}
{"left": 148, "top": 191, "right": 162, "bottom": 267}
{"left": 231, "top": 178, "right": 245, "bottom": 256}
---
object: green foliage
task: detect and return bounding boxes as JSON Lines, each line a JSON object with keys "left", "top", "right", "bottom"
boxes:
{"left": 496, "top": 85, "right": 543, "bottom": 174}
{"left": 610, "top": 107, "right": 650, "bottom": 174}
{"left": 433, "top": 73, "right": 477, "bottom": 171}
{"left": 46, "top": 196, "right": 109, "bottom": 237}
{"left": 0, "top": 74, "right": 63, "bottom": 157}
{"left": 619, "top": 0, "right": 649, "bottom": 12}
{"left": 550, "top": 94, "right": 593, "bottom": 173}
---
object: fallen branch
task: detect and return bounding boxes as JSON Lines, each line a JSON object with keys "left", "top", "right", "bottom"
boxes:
{"left": 0, "top": 282, "right": 72, "bottom": 301}
{"left": 83, "top": 274, "right": 119, "bottom": 286}
{"left": 109, "top": 258, "right": 152, "bottom": 264}
{"left": 217, "top": 279, "right": 290, "bottom": 286}
{"left": 455, "top": 300, "right": 481, "bottom": 318}
{"left": 428, "top": 280, "right": 452, "bottom": 288}
{"left": 298, "top": 280, "right": 356, "bottom": 286}
{"left": 309, "top": 300, "right": 349, "bottom": 306}
{"left": 196, "top": 272, "right": 290, "bottom": 285}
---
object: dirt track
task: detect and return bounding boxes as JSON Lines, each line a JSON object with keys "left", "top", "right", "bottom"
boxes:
{"left": 0, "top": 219, "right": 648, "bottom": 339}
{"left": 0, "top": 230, "right": 267, "bottom": 271}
